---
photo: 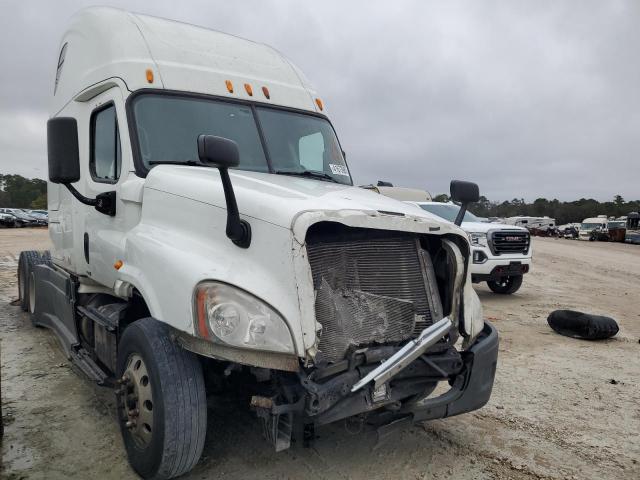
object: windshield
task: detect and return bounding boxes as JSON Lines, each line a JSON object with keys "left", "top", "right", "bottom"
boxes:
{"left": 131, "top": 94, "right": 351, "bottom": 185}
{"left": 607, "top": 221, "right": 625, "bottom": 228}
{"left": 581, "top": 222, "right": 604, "bottom": 230}
{"left": 418, "top": 203, "right": 480, "bottom": 223}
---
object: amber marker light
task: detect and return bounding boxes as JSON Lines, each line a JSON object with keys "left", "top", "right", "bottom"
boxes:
{"left": 114, "top": 260, "right": 124, "bottom": 270}
{"left": 244, "top": 83, "right": 253, "bottom": 96}
{"left": 225, "top": 80, "right": 234, "bottom": 93}
{"left": 145, "top": 69, "right": 154, "bottom": 84}
{"left": 195, "top": 288, "right": 210, "bottom": 339}
{"left": 262, "top": 86, "right": 270, "bottom": 99}
{"left": 315, "top": 98, "right": 324, "bottom": 111}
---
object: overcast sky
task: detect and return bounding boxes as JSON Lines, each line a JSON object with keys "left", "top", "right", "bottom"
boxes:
{"left": 1, "top": 0, "right": 638, "bottom": 201}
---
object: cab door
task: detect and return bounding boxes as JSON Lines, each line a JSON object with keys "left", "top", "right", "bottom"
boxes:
{"left": 80, "top": 87, "right": 130, "bottom": 288}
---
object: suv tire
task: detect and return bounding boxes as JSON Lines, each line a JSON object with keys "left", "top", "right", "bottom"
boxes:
{"left": 487, "top": 275, "right": 523, "bottom": 294}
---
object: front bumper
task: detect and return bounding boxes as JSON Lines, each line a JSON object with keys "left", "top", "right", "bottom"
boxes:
{"left": 409, "top": 321, "right": 498, "bottom": 421}
{"left": 472, "top": 260, "right": 530, "bottom": 282}
{"left": 253, "top": 322, "right": 499, "bottom": 435}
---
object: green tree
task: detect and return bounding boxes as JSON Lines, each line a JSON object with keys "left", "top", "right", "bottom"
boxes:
{"left": 0, "top": 174, "right": 47, "bottom": 208}
{"left": 31, "top": 193, "right": 47, "bottom": 209}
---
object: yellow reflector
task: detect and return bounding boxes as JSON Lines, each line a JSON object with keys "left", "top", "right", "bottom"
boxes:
{"left": 244, "top": 83, "right": 253, "bottom": 96}
{"left": 315, "top": 98, "right": 324, "bottom": 111}
{"left": 145, "top": 69, "right": 154, "bottom": 84}
{"left": 114, "top": 260, "right": 123, "bottom": 270}
{"left": 225, "top": 80, "right": 234, "bottom": 93}
{"left": 262, "top": 86, "right": 270, "bottom": 99}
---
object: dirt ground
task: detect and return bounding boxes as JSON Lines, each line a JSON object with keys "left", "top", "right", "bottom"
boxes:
{"left": 1, "top": 229, "right": 639, "bottom": 480}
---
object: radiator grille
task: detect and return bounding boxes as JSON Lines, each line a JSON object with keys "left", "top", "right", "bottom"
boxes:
{"left": 489, "top": 230, "right": 530, "bottom": 255}
{"left": 306, "top": 230, "right": 437, "bottom": 363}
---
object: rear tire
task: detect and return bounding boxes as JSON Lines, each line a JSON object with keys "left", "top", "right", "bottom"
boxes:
{"left": 116, "top": 318, "right": 207, "bottom": 480}
{"left": 487, "top": 275, "right": 523, "bottom": 294}
{"left": 17, "top": 251, "right": 45, "bottom": 311}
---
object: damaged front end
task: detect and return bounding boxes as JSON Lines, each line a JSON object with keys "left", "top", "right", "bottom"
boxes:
{"left": 251, "top": 220, "right": 498, "bottom": 451}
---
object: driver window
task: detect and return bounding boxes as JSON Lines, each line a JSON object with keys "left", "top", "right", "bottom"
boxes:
{"left": 91, "top": 104, "right": 121, "bottom": 183}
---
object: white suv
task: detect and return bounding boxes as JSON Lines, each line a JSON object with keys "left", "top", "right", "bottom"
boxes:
{"left": 409, "top": 202, "right": 532, "bottom": 294}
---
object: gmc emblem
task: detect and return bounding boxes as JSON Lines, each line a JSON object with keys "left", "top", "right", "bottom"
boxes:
{"left": 505, "top": 236, "right": 521, "bottom": 241}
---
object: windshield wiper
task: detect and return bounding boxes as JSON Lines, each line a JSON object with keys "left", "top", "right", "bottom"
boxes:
{"left": 274, "top": 169, "right": 339, "bottom": 183}
{"left": 148, "top": 160, "right": 208, "bottom": 167}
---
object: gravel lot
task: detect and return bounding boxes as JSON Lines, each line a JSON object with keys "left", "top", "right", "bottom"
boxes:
{"left": 1, "top": 229, "right": 639, "bottom": 479}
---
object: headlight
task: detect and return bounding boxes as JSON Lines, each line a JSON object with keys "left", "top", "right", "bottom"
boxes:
{"left": 468, "top": 232, "right": 488, "bottom": 247}
{"left": 194, "top": 282, "right": 295, "bottom": 354}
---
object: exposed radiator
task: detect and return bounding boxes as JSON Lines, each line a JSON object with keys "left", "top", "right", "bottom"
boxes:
{"left": 306, "top": 228, "right": 443, "bottom": 363}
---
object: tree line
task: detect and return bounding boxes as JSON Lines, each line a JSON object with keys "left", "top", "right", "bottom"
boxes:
{"left": 0, "top": 174, "right": 47, "bottom": 209}
{"left": 433, "top": 193, "right": 639, "bottom": 225}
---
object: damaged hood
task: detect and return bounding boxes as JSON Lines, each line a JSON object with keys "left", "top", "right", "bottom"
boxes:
{"left": 144, "top": 166, "right": 464, "bottom": 237}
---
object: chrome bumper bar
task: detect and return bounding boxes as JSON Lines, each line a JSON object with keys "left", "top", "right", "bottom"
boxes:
{"left": 351, "top": 317, "right": 453, "bottom": 393}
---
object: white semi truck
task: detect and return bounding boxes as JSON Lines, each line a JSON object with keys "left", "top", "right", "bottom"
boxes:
{"left": 18, "top": 8, "right": 498, "bottom": 479}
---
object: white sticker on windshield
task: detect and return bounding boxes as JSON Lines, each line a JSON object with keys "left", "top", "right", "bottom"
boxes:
{"left": 329, "top": 164, "right": 349, "bottom": 176}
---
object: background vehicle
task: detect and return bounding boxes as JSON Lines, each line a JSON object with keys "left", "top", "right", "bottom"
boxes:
{"left": 375, "top": 194, "right": 531, "bottom": 294}
{"left": 0, "top": 212, "right": 16, "bottom": 227}
{"left": 0, "top": 208, "right": 36, "bottom": 227}
{"left": 19, "top": 8, "right": 497, "bottom": 479}
{"left": 606, "top": 220, "right": 626, "bottom": 242}
{"left": 579, "top": 216, "right": 608, "bottom": 240}
{"left": 504, "top": 216, "right": 556, "bottom": 236}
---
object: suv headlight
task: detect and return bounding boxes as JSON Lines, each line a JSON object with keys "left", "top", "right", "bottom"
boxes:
{"left": 468, "top": 232, "right": 488, "bottom": 247}
{"left": 194, "top": 282, "right": 295, "bottom": 354}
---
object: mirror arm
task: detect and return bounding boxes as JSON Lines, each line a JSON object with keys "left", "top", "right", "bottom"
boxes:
{"left": 64, "top": 183, "right": 97, "bottom": 206}
{"left": 454, "top": 202, "right": 467, "bottom": 226}
{"left": 218, "top": 168, "right": 251, "bottom": 248}
{"left": 63, "top": 183, "right": 116, "bottom": 216}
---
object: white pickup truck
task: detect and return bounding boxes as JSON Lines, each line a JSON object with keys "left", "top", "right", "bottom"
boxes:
{"left": 413, "top": 203, "right": 531, "bottom": 294}
{"left": 18, "top": 7, "right": 498, "bottom": 479}
{"left": 372, "top": 187, "right": 532, "bottom": 294}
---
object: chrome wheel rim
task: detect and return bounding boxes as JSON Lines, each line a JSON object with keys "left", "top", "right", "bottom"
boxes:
{"left": 119, "top": 353, "right": 154, "bottom": 447}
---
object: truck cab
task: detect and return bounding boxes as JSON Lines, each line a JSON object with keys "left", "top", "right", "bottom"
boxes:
{"left": 19, "top": 8, "right": 498, "bottom": 479}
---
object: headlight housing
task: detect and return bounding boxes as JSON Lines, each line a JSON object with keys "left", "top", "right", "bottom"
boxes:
{"left": 468, "top": 232, "right": 488, "bottom": 247}
{"left": 194, "top": 282, "right": 295, "bottom": 354}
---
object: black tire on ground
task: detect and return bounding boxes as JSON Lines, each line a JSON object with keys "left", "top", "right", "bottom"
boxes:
{"left": 116, "top": 318, "right": 207, "bottom": 480}
{"left": 547, "top": 310, "right": 619, "bottom": 340}
{"left": 17, "top": 251, "right": 44, "bottom": 311}
{"left": 487, "top": 275, "right": 523, "bottom": 294}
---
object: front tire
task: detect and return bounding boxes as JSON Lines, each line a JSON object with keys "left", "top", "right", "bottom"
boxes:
{"left": 116, "top": 318, "right": 207, "bottom": 480}
{"left": 487, "top": 275, "right": 523, "bottom": 294}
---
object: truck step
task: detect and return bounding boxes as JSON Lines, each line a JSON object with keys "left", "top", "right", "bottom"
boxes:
{"left": 77, "top": 305, "right": 120, "bottom": 332}
{"left": 69, "top": 346, "right": 110, "bottom": 386}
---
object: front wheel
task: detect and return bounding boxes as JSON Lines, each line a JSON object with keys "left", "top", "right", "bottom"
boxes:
{"left": 116, "top": 318, "right": 207, "bottom": 479}
{"left": 487, "top": 275, "right": 523, "bottom": 294}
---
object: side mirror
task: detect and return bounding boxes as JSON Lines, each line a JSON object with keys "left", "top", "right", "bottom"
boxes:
{"left": 197, "top": 135, "right": 240, "bottom": 168}
{"left": 47, "top": 117, "right": 116, "bottom": 216}
{"left": 48, "top": 117, "right": 80, "bottom": 183}
{"left": 197, "top": 134, "right": 251, "bottom": 248}
{"left": 450, "top": 180, "right": 479, "bottom": 204}
{"left": 450, "top": 180, "right": 480, "bottom": 226}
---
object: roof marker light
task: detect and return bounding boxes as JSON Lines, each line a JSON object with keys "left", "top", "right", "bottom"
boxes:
{"left": 225, "top": 80, "right": 234, "bottom": 93}
{"left": 315, "top": 98, "right": 324, "bottom": 111}
{"left": 244, "top": 83, "right": 253, "bottom": 96}
{"left": 262, "top": 86, "right": 270, "bottom": 99}
{"left": 145, "top": 69, "right": 154, "bottom": 84}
